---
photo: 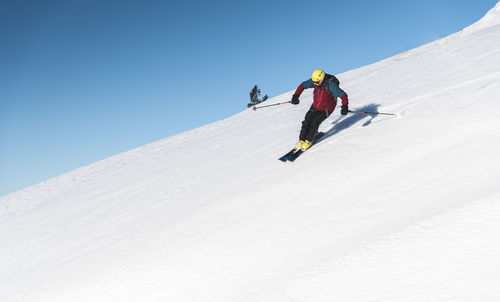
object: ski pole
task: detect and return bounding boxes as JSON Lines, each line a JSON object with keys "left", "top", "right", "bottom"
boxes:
{"left": 348, "top": 110, "right": 396, "bottom": 116}
{"left": 252, "top": 101, "right": 291, "bottom": 111}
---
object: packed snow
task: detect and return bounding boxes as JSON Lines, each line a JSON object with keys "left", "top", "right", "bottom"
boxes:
{"left": 2, "top": 3, "right": 500, "bottom": 301}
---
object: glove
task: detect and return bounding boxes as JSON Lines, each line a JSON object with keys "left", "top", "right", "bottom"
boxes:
{"left": 291, "top": 94, "right": 300, "bottom": 105}
{"left": 341, "top": 105, "right": 349, "bottom": 115}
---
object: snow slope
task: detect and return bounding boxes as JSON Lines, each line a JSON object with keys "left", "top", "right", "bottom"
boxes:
{"left": 2, "top": 3, "right": 500, "bottom": 301}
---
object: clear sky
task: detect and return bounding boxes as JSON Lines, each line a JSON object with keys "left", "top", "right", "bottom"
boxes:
{"left": 1, "top": 0, "right": 498, "bottom": 196}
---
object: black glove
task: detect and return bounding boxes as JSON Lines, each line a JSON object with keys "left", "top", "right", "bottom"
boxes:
{"left": 291, "top": 94, "right": 300, "bottom": 105}
{"left": 341, "top": 104, "right": 349, "bottom": 115}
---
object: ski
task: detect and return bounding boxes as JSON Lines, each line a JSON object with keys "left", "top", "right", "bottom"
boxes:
{"left": 278, "top": 132, "right": 325, "bottom": 162}
{"left": 278, "top": 148, "right": 298, "bottom": 162}
{"left": 313, "top": 131, "right": 325, "bottom": 142}
{"left": 287, "top": 150, "right": 304, "bottom": 162}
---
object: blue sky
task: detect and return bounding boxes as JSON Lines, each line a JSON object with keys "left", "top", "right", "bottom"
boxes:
{"left": 1, "top": 0, "right": 498, "bottom": 196}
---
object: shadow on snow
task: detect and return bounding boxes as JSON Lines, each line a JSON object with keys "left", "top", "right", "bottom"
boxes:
{"left": 318, "top": 103, "right": 382, "bottom": 143}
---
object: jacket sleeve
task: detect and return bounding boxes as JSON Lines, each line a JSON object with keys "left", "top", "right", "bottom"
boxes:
{"left": 294, "top": 79, "right": 314, "bottom": 95}
{"left": 328, "top": 81, "right": 349, "bottom": 105}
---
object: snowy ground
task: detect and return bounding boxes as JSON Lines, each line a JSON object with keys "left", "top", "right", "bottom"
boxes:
{"left": 2, "top": 3, "right": 500, "bottom": 302}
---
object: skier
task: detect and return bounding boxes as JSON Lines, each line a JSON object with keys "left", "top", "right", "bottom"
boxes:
{"left": 291, "top": 69, "right": 349, "bottom": 151}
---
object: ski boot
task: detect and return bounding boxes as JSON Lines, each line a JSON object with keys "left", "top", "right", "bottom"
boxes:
{"left": 301, "top": 140, "right": 312, "bottom": 151}
{"left": 295, "top": 140, "right": 305, "bottom": 150}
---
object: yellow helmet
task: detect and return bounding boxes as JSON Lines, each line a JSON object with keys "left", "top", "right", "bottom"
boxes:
{"left": 311, "top": 69, "right": 325, "bottom": 84}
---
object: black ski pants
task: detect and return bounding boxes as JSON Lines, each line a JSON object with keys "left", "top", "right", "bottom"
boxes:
{"left": 299, "top": 106, "right": 331, "bottom": 142}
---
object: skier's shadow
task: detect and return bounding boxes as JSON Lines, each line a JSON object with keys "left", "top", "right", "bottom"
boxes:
{"left": 318, "top": 104, "right": 381, "bottom": 142}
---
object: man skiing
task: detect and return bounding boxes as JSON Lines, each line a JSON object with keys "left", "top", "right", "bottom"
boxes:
{"left": 291, "top": 69, "right": 349, "bottom": 151}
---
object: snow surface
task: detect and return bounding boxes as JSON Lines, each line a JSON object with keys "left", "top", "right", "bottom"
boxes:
{"left": 2, "top": 3, "right": 500, "bottom": 302}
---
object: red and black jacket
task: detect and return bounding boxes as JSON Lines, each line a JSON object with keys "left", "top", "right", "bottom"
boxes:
{"left": 294, "top": 74, "right": 348, "bottom": 112}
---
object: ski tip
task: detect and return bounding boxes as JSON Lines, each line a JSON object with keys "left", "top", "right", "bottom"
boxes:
{"left": 287, "top": 151, "right": 304, "bottom": 162}
{"left": 278, "top": 157, "right": 289, "bottom": 162}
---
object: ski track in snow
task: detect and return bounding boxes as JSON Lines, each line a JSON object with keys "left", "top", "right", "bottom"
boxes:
{"left": 2, "top": 3, "right": 500, "bottom": 302}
